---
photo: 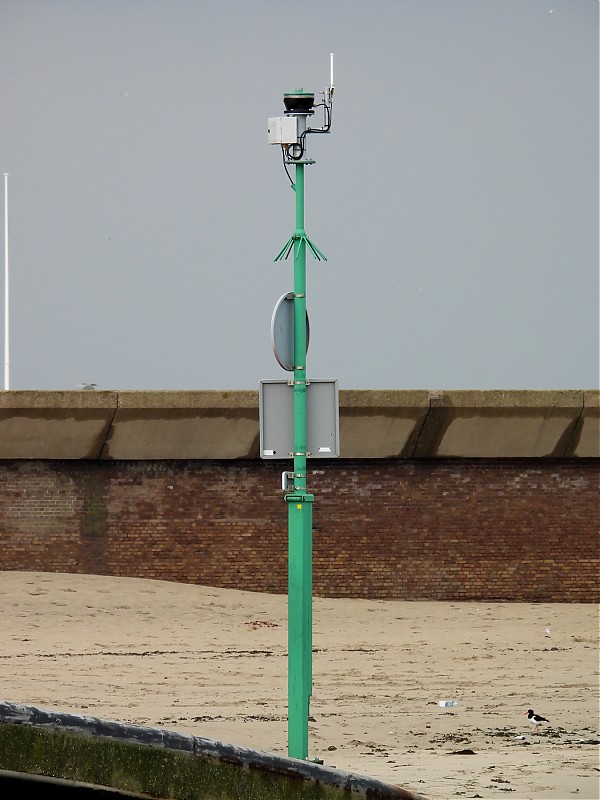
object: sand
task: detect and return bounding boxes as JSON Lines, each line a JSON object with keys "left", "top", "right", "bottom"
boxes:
{"left": 0, "top": 571, "right": 598, "bottom": 800}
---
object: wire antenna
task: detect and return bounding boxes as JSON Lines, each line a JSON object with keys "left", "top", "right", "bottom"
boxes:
{"left": 329, "top": 52, "right": 335, "bottom": 99}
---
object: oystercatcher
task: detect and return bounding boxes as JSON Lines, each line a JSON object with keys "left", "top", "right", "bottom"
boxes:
{"left": 525, "top": 709, "right": 549, "bottom": 730}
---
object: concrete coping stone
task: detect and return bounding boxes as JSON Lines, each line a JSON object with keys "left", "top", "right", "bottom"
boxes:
{"left": 0, "top": 389, "right": 594, "bottom": 411}
{"left": 0, "top": 701, "right": 428, "bottom": 800}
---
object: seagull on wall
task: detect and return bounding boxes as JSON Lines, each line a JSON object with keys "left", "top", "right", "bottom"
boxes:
{"left": 77, "top": 383, "right": 97, "bottom": 390}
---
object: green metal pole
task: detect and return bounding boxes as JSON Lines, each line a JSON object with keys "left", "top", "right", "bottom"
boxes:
{"left": 286, "top": 161, "right": 314, "bottom": 760}
{"left": 293, "top": 163, "right": 307, "bottom": 496}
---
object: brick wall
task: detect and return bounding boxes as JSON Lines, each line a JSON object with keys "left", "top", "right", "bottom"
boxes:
{"left": 0, "top": 459, "right": 598, "bottom": 602}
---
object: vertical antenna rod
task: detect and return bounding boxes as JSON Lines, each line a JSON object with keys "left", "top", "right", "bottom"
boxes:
{"left": 3, "top": 173, "right": 8, "bottom": 391}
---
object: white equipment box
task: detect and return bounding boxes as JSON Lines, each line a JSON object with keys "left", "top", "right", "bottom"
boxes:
{"left": 267, "top": 116, "right": 297, "bottom": 145}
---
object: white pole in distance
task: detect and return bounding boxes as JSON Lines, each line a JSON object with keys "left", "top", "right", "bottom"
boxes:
{"left": 330, "top": 53, "right": 334, "bottom": 94}
{"left": 3, "top": 173, "right": 8, "bottom": 390}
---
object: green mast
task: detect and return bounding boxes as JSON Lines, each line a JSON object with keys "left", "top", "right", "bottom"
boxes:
{"left": 270, "top": 78, "right": 333, "bottom": 760}
{"left": 286, "top": 152, "right": 313, "bottom": 761}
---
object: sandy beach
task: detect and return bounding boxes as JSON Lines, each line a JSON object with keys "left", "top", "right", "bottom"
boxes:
{"left": 0, "top": 571, "right": 598, "bottom": 799}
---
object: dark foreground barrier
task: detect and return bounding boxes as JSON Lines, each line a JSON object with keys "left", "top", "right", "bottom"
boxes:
{"left": 0, "top": 702, "right": 428, "bottom": 800}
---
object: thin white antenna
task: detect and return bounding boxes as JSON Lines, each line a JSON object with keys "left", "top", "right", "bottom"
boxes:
{"left": 329, "top": 53, "right": 335, "bottom": 96}
{"left": 3, "top": 173, "right": 8, "bottom": 391}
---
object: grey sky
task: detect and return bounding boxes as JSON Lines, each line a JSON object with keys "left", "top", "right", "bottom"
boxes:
{"left": 1, "top": 0, "right": 598, "bottom": 391}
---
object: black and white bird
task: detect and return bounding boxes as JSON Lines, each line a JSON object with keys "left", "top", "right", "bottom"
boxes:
{"left": 525, "top": 709, "right": 549, "bottom": 730}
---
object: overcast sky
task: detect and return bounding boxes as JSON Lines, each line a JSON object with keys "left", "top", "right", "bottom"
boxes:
{"left": 1, "top": 0, "right": 598, "bottom": 391}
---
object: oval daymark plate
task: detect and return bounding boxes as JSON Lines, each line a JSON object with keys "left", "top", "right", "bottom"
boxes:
{"left": 271, "top": 293, "right": 310, "bottom": 371}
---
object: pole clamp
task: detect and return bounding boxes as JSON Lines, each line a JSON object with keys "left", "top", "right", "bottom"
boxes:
{"left": 287, "top": 377, "right": 308, "bottom": 385}
{"left": 289, "top": 452, "right": 311, "bottom": 457}
{"left": 281, "top": 471, "right": 307, "bottom": 490}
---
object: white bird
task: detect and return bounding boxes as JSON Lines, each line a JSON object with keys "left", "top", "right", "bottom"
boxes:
{"left": 77, "top": 383, "right": 97, "bottom": 390}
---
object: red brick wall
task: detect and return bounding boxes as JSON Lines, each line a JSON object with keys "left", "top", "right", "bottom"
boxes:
{"left": 0, "top": 459, "right": 598, "bottom": 602}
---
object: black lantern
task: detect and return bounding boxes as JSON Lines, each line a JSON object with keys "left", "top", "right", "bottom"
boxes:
{"left": 283, "top": 90, "right": 315, "bottom": 114}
